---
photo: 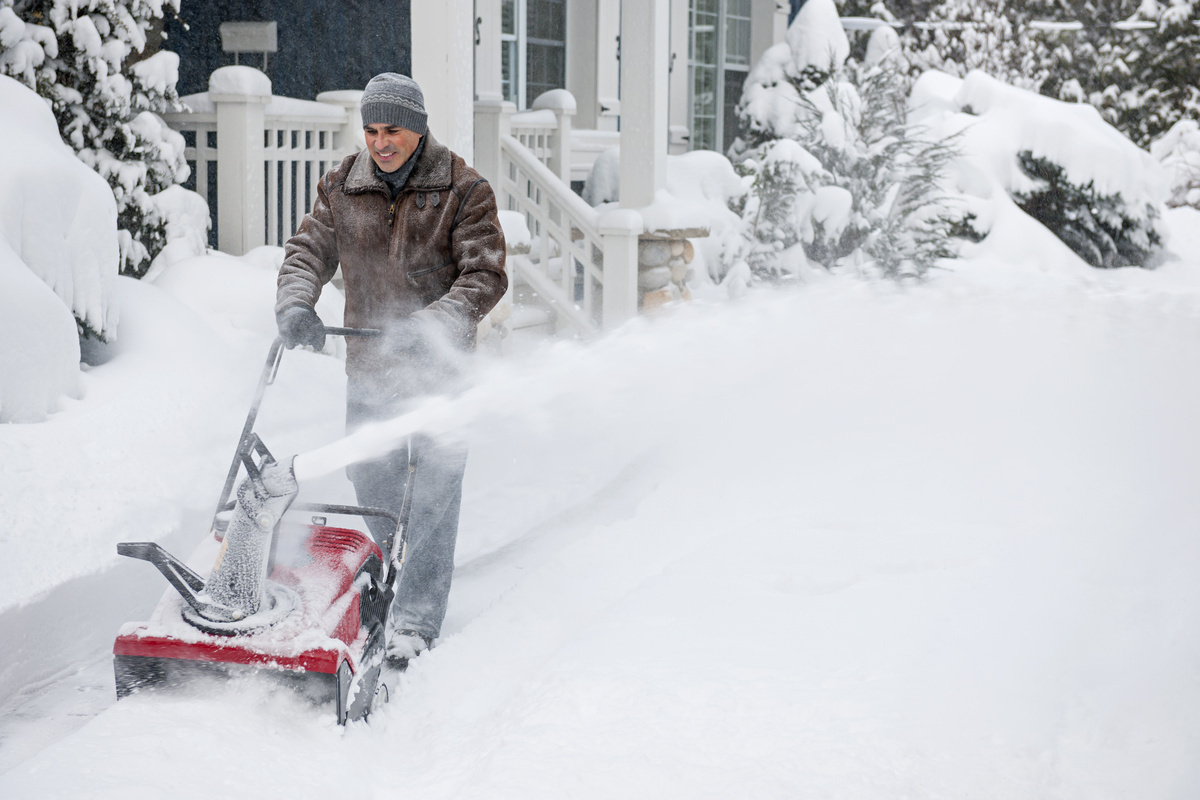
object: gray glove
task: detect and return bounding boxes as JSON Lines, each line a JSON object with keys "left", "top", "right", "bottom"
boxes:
{"left": 277, "top": 305, "right": 326, "bottom": 350}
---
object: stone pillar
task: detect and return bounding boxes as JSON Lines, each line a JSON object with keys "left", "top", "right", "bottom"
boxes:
{"left": 412, "top": 0, "right": 475, "bottom": 162}
{"left": 618, "top": 0, "right": 670, "bottom": 209}
{"left": 210, "top": 66, "right": 270, "bottom": 256}
{"left": 532, "top": 89, "right": 575, "bottom": 184}
{"left": 598, "top": 208, "right": 643, "bottom": 329}
{"left": 637, "top": 229, "right": 705, "bottom": 311}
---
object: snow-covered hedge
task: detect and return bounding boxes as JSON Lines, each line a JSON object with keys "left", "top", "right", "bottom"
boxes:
{"left": 0, "top": 74, "right": 120, "bottom": 422}
{"left": 910, "top": 70, "right": 1168, "bottom": 269}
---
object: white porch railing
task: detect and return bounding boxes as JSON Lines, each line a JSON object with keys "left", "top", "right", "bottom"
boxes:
{"left": 161, "top": 66, "right": 362, "bottom": 254}
{"left": 500, "top": 134, "right": 640, "bottom": 335}
{"left": 510, "top": 109, "right": 557, "bottom": 167}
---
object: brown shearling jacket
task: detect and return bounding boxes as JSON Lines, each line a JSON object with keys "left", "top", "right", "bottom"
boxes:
{"left": 276, "top": 132, "right": 507, "bottom": 388}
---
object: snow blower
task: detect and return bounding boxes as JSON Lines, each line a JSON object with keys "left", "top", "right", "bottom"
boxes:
{"left": 113, "top": 330, "right": 411, "bottom": 724}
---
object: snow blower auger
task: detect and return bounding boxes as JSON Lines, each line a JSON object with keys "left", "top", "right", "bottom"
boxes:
{"left": 113, "top": 329, "right": 414, "bottom": 724}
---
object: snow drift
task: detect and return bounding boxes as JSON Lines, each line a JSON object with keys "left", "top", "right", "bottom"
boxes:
{"left": 0, "top": 74, "right": 120, "bottom": 422}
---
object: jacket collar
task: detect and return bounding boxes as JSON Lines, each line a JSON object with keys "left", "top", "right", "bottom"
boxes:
{"left": 344, "top": 131, "right": 453, "bottom": 195}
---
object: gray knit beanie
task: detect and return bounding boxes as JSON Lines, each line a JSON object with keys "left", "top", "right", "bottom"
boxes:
{"left": 361, "top": 73, "right": 428, "bottom": 134}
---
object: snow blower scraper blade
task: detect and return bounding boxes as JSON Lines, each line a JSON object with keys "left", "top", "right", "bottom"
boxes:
{"left": 112, "top": 332, "right": 406, "bottom": 725}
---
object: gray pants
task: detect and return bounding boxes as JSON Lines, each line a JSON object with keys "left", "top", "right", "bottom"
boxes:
{"left": 346, "top": 393, "right": 467, "bottom": 641}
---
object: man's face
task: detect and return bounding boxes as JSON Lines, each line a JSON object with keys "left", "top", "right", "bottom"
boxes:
{"left": 364, "top": 124, "right": 422, "bottom": 173}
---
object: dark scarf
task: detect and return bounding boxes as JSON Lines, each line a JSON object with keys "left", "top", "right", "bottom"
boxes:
{"left": 375, "top": 136, "right": 426, "bottom": 199}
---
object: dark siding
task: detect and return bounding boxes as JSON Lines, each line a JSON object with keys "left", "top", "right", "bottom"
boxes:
{"left": 166, "top": 0, "right": 411, "bottom": 99}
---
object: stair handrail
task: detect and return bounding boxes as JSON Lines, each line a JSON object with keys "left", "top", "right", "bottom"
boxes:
{"left": 499, "top": 134, "right": 607, "bottom": 335}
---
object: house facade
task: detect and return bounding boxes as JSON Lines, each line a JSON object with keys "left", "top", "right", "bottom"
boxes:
{"left": 158, "top": 0, "right": 794, "bottom": 332}
{"left": 164, "top": 0, "right": 789, "bottom": 169}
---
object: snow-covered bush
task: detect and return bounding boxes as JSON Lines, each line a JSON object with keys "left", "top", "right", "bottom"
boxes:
{"left": 1012, "top": 152, "right": 1161, "bottom": 268}
{"left": 1151, "top": 118, "right": 1200, "bottom": 210}
{"left": 909, "top": 70, "right": 1168, "bottom": 269}
{"left": 732, "top": 12, "right": 965, "bottom": 280}
{"left": 0, "top": 74, "right": 121, "bottom": 421}
{"left": 0, "top": 0, "right": 187, "bottom": 280}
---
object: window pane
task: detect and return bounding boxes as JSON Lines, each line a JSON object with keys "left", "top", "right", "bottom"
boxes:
{"left": 723, "top": 67, "right": 747, "bottom": 152}
{"left": 527, "top": 0, "right": 565, "bottom": 43}
{"left": 724, "top": 0, "right": 751, "bottom": 67}
{"left": 526, "top": 41, "right": 565, "bottom": 106}
{"left": 502, "top": 0, "right": 516, "bottom": 36}
{"left": 502, "top": 39, "right": 518, "bottom": 104}
{"left": 691, "top": 0, "right": 719, "bottom": 151}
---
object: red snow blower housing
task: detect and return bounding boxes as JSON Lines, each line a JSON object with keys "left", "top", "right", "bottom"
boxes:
{"left": 113, "top": 330, "right": 411, "bottom": 724}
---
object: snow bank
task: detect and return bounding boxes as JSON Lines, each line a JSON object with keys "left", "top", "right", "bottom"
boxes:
{"left": 0, "top": 75, "right": 121, "bottom": 421}
{"left": 0, "top": 242, "right": 79, "bottom": 422}
{"left": 152, "top": 248, "right": 345, "bottom": 351}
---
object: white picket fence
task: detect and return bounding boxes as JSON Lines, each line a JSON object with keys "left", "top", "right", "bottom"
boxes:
{"left": 162, "top": 67, "right": 361, "bottom": 255}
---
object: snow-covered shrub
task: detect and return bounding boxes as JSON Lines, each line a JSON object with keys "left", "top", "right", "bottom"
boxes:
{"left": 1151, "top": 118, "right": 1200, "bottom": 209}
{"left": 733, "top": 22, "right": 966, "bottom": 280}
{"left": 1012, "top": 152, "right": 1161, "bottom": 268}
{"left": 0, "top": 0, "right": 187, "bottom": 280}
{"left": 908, "top": 70, "right": 1168, "bottom": 269}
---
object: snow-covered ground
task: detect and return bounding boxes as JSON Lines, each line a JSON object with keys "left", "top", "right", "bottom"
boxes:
{"left": 2, "top": 202, "right": 1200, "bottom": 797}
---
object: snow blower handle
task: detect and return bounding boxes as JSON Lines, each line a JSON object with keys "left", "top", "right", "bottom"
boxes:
{"left": 211, "top": 327, "right": 384, "bottom": 534}
{"left": 321, "top": 326, "right": 383, "bottom": 338}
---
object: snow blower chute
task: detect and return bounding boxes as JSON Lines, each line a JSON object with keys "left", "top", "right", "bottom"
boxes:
{"left": 113, "top": 330, "right": 412, "bottom": 724}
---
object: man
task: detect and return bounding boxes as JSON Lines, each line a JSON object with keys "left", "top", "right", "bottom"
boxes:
{"left": 275, "top": 73, "right": 507, "bottom": 663}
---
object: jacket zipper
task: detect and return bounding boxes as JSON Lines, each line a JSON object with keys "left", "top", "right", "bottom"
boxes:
{"left": 388, "top": 199, "right": 396, "bottom": 227}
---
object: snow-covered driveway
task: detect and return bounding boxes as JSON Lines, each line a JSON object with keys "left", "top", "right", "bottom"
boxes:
{"left": 3, "top": 222, "right": 1200, "bottom": 797}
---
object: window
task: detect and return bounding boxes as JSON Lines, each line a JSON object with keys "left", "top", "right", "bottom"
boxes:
{"left": 500, "top": 0, "right": 567, "bottom": 109}
{"left": 689, "top": 0, "right": 751, "bottom": 153}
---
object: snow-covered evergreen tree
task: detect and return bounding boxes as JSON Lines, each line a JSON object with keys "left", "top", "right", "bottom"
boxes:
{"left": 732, "top": 8, "right": 964, "bottom": 280}
{"left": 900, "top": 0, "right": 1049, "bottom": 91}
{"left": 0, "top": 0, "right": 186, "bottom": 282}
{"left": 1012, "top": 151, "right": 1161, "bottom": 267}
{"left": 1036, "top": 0, "right": 1200, "bottom": 148}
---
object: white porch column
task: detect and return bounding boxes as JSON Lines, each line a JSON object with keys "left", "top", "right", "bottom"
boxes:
{"left": 210, "top": 66, "right": 270, "bottom": 256}
{"left": 412, "top": 0, "right": 475, "bottom": 161}
{"left": 599, "top": 209, "right": 643, "bottom": 329}
{"left": 618, "top": 0, "right": 669, "bottom": 209}
{"left": 596, "top": 0, "right": 622, "bottom": 131}
{"left": 473, "top": 0, "right": 507, "bottom": 183}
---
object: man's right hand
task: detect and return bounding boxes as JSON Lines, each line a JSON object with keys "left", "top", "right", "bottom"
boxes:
{"left": 277, "top": 305, "right": 326, "bottom": 350}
